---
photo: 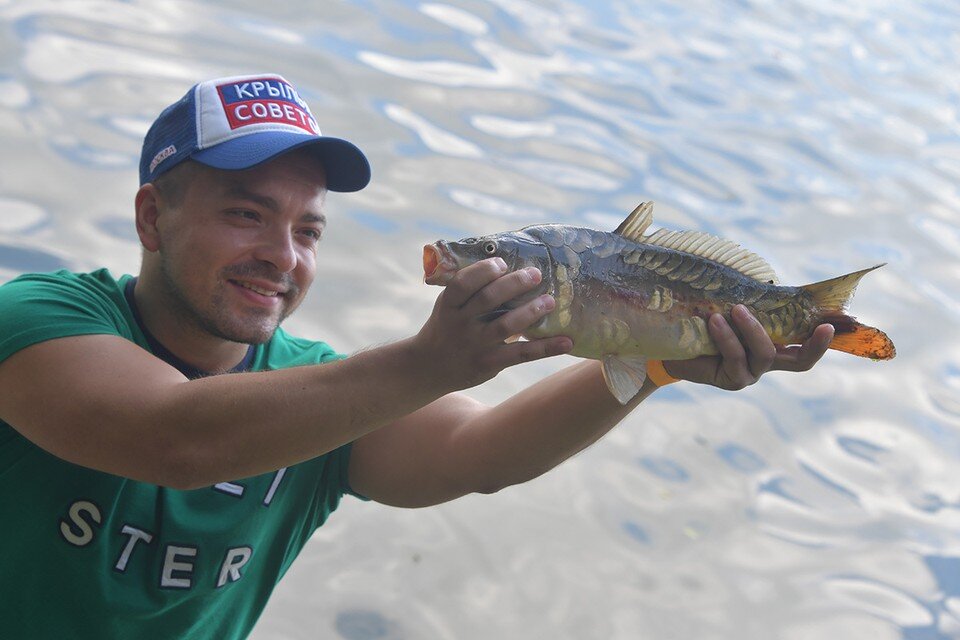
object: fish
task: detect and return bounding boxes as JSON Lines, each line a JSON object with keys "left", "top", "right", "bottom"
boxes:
{"left": 422, "top": 202, "right": 896, "bottom": 403}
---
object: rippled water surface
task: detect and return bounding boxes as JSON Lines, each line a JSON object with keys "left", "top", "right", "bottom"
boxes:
{"left": 2, "top": 0, "right": 959, "bottom": 638}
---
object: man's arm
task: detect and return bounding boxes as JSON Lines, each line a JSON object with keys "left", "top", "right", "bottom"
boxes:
{"left": 348, "top": 305, "right": 836, "bottom": 507}
{"left": 0, "top": 259, "right": 569, "bottom": 489}
{"left": 347, "top": 361, "right": 650, "bottom": 507}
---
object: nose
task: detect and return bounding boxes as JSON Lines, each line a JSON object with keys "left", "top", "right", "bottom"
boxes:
{"left": 252, "top": 226, "right": 298, "bottom": 273}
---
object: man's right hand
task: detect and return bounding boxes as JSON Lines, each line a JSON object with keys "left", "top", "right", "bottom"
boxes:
{"left": 410, "top": 258, "right": 573, "bottom": 393}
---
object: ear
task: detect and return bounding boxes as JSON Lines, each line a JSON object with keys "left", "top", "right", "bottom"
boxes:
{"left": 135, "top": 184, "right": 163, "bottom": 252}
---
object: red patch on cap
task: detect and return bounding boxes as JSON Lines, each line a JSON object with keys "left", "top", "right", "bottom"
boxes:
{"left": 216, "top": 78, "right": 319, "bottom": 135}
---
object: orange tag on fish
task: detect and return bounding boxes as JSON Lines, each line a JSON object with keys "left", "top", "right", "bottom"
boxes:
{"left": 647, "top": 359, "right": 680, "bottom": 387}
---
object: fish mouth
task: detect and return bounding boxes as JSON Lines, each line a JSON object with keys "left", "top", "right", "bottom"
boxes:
{"left": 423, "top": 242, "right": 458, "bottom": 285}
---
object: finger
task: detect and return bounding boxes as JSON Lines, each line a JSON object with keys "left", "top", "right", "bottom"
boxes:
{"left": 657, "top": 353, "right": 720, "bottom": 386}
{"left": 462, "top": 266, "right": 543, "bottom": 316}
{"left": 773, "top": 324, "right": 834, "bottom": 372}
{"left": 442, "top": 258, "right": 508, "bottom": 308}
{"left": 707, "top": 313, "right": 751, "bottom": 389}
{"left": 483, "top": 336, "right": 573, "bottom": 371}
{"left": 729, "top": 305, "right": 777, "bottom": 377}
{"left": 484, "top": 293, "right": 555, "bottom": 342}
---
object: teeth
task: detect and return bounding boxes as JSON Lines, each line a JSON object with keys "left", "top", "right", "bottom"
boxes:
{"left": 236, "top": 281, "right": 279, "bottom": 297}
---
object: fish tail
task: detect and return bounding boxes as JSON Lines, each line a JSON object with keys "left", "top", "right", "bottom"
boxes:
{"left": 801, "top": 265, "right": 883, "bottom": 311}
{"left": 820, "top": 312, "right": 896, "bottom": 360}
{"left": 799, "top": 265, "right": 895, "bottom": 360}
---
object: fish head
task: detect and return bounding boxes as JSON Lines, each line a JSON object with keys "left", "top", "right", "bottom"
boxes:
{"left": 423, "top": 230, "right": 552, "bottom": 289}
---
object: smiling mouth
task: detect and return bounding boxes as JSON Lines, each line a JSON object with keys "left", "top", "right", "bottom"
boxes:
{"left": 230, "top": 280, "right": 284, "bottom": 298}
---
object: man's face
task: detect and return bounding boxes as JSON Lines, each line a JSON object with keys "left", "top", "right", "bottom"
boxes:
{"left": 153, "top": 150, "right": 328, "bottom": 345}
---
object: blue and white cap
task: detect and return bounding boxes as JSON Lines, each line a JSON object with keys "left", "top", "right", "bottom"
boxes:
{"left": 139, "top": 73, "right": 370, "bottom": 192}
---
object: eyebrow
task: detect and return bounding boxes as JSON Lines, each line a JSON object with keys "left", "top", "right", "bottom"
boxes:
{"left": 224, "top": 184, "right": 326, "bottom": 225}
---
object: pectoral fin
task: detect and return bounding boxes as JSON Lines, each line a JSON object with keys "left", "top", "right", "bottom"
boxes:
{"left": 601, "top": 355, "right": 648, "bottom": 404}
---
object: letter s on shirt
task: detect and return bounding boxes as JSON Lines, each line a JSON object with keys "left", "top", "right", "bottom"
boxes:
{"left": 60, "top": 500, "right": 102, "bottom": 547}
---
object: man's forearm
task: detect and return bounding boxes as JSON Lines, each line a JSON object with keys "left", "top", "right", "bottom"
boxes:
{"left": 452, "top": 361, "right": 657, "bottom": 494}
{"left": 158, "top": 337, "right": 449, "bottom": 488}
{"left": 0, "top": 334, "right": 452, "bottom": 491}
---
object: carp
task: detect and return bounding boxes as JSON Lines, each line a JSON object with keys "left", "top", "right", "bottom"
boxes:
{"left": 422, "top": 202, "right": 895, "bottom": 403}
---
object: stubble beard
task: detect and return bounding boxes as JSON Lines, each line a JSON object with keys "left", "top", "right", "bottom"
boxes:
{"left": 158, "top": 253, "right": 294, "bottom": 346}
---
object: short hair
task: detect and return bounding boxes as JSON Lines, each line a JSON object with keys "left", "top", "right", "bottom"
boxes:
{"left": 151, "top": 160, "right": 197, "bottom": 208}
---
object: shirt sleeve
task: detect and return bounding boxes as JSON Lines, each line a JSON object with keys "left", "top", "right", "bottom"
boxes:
{"left": 0, "top": 271, "right": 130, "bottom": 364}
{"left": 336, "top": 441, "right": 369, "bottom": 501}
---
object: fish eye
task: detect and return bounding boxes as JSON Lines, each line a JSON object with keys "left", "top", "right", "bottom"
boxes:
{"left": 483, "top": 241, "right": 498, "bottom": 255}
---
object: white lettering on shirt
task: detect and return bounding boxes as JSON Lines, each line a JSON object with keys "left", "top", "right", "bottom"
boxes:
{"left": 58, "top": 467, "right": 292, "bottom": 589}
{"left": 213, "top": 481, "right": 245, "bottom": 497}
{"left": 115, "top": 525, "right": 154, "bottom": 572}
{"left": 263, "top": 468, "right": 287, "bottom": 506}
{"left": 59, "top": 500, "right": 102, "bottom": 547}
{"left": 217, "top": 547, "right": 253, "bottom": 588}
{"left": 161, "top": 545, "right": 197, "bottom": 589}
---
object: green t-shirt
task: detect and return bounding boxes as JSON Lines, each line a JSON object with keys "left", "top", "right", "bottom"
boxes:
{"left": 0, "top": 269, "right": 360, "bottom": 639}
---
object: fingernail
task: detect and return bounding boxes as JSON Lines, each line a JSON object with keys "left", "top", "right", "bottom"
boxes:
{"left": 526, "top": 267, "right": 542, "bottom": 283}
{"left": 553, "top": 338, "right": 573, "bottom": 355}
{"left": 532, "top": 295, "right": 554, "bottom": 314}
{"left": 494, "top": 258, "right": 507, "bottom": 272}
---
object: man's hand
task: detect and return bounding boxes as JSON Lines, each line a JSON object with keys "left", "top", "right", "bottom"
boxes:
{"left": 663, "top": 304, "right": 835, "bottom": 390}
{"left": 412, "top": 258, "right": 573, "bottom": 392}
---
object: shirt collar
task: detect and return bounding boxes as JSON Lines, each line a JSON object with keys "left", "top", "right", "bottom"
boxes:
{"left": 123, "top": 277, "right": 255, "bottom": 379}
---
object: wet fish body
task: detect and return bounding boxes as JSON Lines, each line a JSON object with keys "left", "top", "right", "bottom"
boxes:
{"left": 423, "top": 202, "right": 895, "bottom": 403}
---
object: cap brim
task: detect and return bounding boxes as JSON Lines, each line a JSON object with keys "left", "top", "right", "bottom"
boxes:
{"left": 192, "top": 132, "right": 370, "bottom": 192}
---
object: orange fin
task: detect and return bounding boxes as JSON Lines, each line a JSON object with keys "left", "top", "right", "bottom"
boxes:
{"left": 800, "top": 264, "right": 895, "bottom": 360}
{"left": 823, "top": 313, "right": 896, "bottom": 360}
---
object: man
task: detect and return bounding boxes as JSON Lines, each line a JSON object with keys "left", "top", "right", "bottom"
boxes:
{"left": 0, "top": 73, "right": 833, "bottom": 639}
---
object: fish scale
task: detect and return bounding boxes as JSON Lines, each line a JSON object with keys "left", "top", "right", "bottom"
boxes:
{"left": 553, "top": 237, "right": 851, "bottom": 358}
{"left": 423, "top": 201, "right": 895, "bottom": 404}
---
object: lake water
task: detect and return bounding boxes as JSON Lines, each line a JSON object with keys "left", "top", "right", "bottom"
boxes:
{"left": 1, "top": 0, "right": 958, "bottom": 638}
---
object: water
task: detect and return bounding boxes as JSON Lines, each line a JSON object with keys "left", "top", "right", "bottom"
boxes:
{"left": 1, "top": 0, "right": 957, "bottom": 638}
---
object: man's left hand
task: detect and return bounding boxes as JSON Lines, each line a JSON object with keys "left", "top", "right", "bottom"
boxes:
{"left": 662, "top": 304, "right": 835, "bottom": 391}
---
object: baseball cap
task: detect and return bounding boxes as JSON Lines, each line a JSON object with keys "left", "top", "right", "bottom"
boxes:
{"left": 139, "top": 73, "right": 370, "bottom": 192}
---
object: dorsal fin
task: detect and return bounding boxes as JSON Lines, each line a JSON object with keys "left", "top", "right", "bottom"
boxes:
{"left": 614, "top": 201, "right": 780, "bottom": 284}
{"left": 643, "top": 228, "right": 780, "bottom": 284}
{"left": 614, "top": 201, "right": 654, "bottom": 241}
